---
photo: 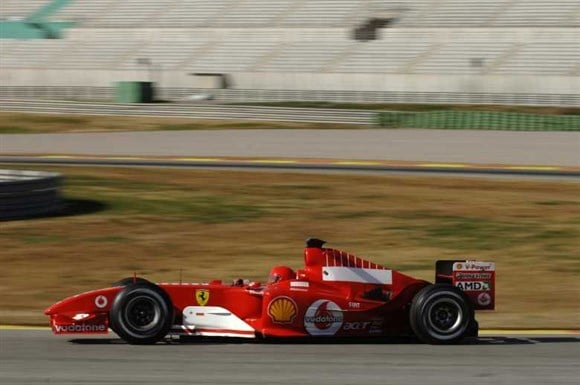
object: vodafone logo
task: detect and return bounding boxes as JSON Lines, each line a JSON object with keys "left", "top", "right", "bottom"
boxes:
{"left": 54, "top": 324, "right": 107, "bottom": 333}
{"left": 95, "top": 295, "right": 108, "bottom": 308}
{"left": 304, "top": 300, "right": 343, "bottom": 336}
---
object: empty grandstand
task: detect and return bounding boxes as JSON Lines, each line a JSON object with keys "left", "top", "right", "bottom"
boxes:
{"left": 0, "top": 0, "right": 579, "bottom": 105}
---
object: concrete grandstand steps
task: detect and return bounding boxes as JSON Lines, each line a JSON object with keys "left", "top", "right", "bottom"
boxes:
{"left": 2, "top": 27, "right": 578, "bottom": 77}
{"left": 189, "top": 35, "right": 281, "bottom": 72}
{"left": 48, "top": 0, "right": 116, "bottom": 25}
{"left": 217, "top": 0, "right": 293, "bottom": 27}
{"left": 493, "top": 1, "right": 580, "bottom": 27}
{"left": 0, "top": 39, "right": 70, "bottom": 68}
{"left": 42, "top": 0, "right": 373, "bottom": 29}
{"left": 149, "top": 0, "right": 234, "bottom": 28}
{"left": 259, "top": 39, "right": 355, "bottom": 72}
{"left": 402, "top": 0, "right": 503, "bottom": 27}
{"left": 412, "top": 42, "right": 515, "bottom": 74}
{"left": 118, "top": 31, "right": 213, "bottom": 70}
{"left": 333, "top": 39, "right": 433, "bottom": 74}
{"left": 7, "top": 0, "right": 578, "bottom": 28}
{"left": 280, "top": 0, "right": 364, "bottom": 28}
{"left": 1, "top": 0, "right": 48, "bottom": 19}
{"left": 89, "top": 0, "right": 180, "bottom": 28}
{"left": 50, "top": 30, "right": 147, "bottom": 69}
{"left": 390, "top": 0, "right": 579, "bottom": 27}
{"left": 495, "top": 42, "right": 580, "bottom": 75}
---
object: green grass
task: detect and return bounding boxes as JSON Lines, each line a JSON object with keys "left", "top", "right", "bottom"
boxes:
{"left": 85, "top": 235, "right": 132, "bottom": 243}
{"left": 70, "top": 193, "right": 263, "bottom": 223}
{"left": 19, "top": 115, "right": 89, "bottom": 124}
{"left": 0, "top": 126, "right": 34, "bottom": 134}
{"left": 383, "top": 210, "right": 580, "bottom": 252}
{"left": 0, "top": 112, "right": 365, "bottom": 134}
{"left": 535, "top": 200, "right": 574, "bottom": 206}
{"left": 21, "top": 235, "right": 68, "bottom": 244}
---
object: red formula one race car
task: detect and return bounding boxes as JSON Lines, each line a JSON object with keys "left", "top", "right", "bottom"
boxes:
{"left": 45, "top": 239, "right": 495, "bottom": 344}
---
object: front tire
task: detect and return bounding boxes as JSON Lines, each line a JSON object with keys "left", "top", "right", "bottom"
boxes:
{"left": 410, "top": 284, "right": 474, "bottom": 344}
{"left": 109, "top": 283, "right": 173, "bottom": 345}
{"left": 112, "top": 277, "right": 151, "bottom": 287}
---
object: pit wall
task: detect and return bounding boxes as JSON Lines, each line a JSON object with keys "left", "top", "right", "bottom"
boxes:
{"left": 2, "top": 68, "right": 578, "bottom": 96}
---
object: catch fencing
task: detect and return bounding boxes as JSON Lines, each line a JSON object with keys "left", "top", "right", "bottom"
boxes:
{"left": 376, "top": 111, "right": 580, "bottom": 131}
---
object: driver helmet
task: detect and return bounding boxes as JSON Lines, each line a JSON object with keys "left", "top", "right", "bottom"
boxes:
{"left": 268, "top": 265, "right": 295, "bottom": 284}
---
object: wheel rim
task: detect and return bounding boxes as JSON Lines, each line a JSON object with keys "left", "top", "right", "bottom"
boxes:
{"left": 426, "top": 298, "right": 464, "bottom": 336}
{"left": 123, "top": 295, "right": 161, "bottom": 331}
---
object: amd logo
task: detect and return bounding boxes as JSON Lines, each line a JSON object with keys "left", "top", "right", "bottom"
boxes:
{"left": 455, "top": 281, "right": 490, "bottom": 291}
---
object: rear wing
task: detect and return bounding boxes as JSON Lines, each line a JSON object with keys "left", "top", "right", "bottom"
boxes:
{"left": 435, "top": 260, "right": 495, "bottom": 310}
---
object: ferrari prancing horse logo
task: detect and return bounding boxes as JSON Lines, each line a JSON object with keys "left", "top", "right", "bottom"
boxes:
{"left": 195, "top": 289, "right": 210, "bottom": 306}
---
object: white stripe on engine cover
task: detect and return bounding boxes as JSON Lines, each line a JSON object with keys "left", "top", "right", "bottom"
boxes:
{"left": 322, "top": 267, "right": 392, "bottom": 284}
{"left": 183, "top": 306, "right": 255, "bottom": 333}
{"left": 290, "top": 281, "right": 309, "bottom": 287}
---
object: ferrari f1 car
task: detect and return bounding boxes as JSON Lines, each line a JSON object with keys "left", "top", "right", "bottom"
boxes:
{"left": 45, "top": 239, "right": 495, "bottom": 344}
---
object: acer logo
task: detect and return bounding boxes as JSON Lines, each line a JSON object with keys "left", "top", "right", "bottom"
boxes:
{"left": 343, "top": 322, "right": 371, "bottom": 330}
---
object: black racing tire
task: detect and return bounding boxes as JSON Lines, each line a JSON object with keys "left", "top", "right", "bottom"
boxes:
{"left": 112, "top": 277, "right": 152, "bottom": 287}
{"left": 409, "top": 284, "right": 474, "bottom": 344}
{"left": 109, "top": 283, "right": 173, "bottom": 345}
{"left": 109, "top": 278, "right": 153, "bottom": 337}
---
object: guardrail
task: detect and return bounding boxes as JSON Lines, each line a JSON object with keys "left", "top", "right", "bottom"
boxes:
{"left": 376, "top": 111, "right": 580, "bottom": 131}
{"left": 0, "top": 99, "right": 375, "bottom": 125}
{"left": 1, "top": 86, "right": 578, "bottom": 107}
{"left": 0, "top": 170, "right": 63, "bottom": 219}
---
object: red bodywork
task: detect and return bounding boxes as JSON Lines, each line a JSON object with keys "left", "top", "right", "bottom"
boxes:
{"left": 45, "top": 246, "right": 493, "bottom": 339}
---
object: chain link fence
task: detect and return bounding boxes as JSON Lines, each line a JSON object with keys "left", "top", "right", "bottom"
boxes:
{"left": 376, "top": 111, "right": 580, "bottom": 131}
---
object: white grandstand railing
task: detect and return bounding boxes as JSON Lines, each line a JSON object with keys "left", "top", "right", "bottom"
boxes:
{"left": 0, "top": 87, "right": 578, "bottom": 107}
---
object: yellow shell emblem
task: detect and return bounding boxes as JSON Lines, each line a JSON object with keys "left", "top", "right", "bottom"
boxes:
{"left": 268, "top": 297, "right": 297, "bottom": 324}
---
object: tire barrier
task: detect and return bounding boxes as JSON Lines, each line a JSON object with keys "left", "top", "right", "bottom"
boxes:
{"left": 0, "top": 170, "right": 63, "bottom": 220}
{"left": 376, "top": 111, "right": 580, "bottom": 131}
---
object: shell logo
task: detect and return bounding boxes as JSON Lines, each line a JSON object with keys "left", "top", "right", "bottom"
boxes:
{"left": 268, "top": 296, "right": 297, "bottom": 324}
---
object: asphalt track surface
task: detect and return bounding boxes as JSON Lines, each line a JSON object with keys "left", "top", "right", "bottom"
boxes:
{"left": 2, "top": 129, "right": 579, "bottom": 166}
{"left": 1, "top": 330, "right": 579, "bottom": 385}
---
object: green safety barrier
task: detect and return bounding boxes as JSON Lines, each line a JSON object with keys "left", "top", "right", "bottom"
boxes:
{"left": 375, "top": 111, "right": 580, "bottom": 131}
{"left": 115, "top": 82, "right": 155, "bottom": 103}
{"left": 0, "top": 0, "right": 74, "bottom": 39}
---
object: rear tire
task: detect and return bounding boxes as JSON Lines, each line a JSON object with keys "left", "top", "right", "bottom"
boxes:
{"left": 109, "top": 283, "right": 173, "bottom": 345}
{"left": 410, "top": 284, "right": 474, "bottom": 344}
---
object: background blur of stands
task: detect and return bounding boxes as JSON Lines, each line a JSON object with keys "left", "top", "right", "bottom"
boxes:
{"left": 1, "top": 87, "right": 579, "bottom": 107}
{"left": 1, "top": 0, "right": 579, "bottom": 107}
